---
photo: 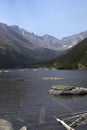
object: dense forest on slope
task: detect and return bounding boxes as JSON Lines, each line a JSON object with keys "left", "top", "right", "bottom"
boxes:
{"left": 46, "top": 38, "right": 87, "bottom": 69}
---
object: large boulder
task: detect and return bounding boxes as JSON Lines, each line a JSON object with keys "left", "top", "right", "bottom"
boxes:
{"left": 0, "top": 119, "right": 13, "bottom": 130}
{"left": 51, "top": 85, "right": 75, "bottom": 91}
{"left": 49, "top": 85, "right": 87, "bottom": 96}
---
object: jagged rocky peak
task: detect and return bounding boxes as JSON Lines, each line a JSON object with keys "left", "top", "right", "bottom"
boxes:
{"left": 0, "top": 23, "right": 8, "bottom": 30}
{"left": 0, "top": 23, "right": 7, "bottom": 26}
{"left": 0, "top": 23, "right": 87, "bottom": 50}
{"left": 61, "top": 31, "right": 87, "bottom": 48}
{"left": 42, "top": 34, "right": 59, "bottom": 40}
{"left": 42, "top": 34, "right": 51, "bottom": 38}
{"left": 10, "top": 25, "right": 20, "bottom": 29}
{"left": 10, "top": 25, "right": 25, "bottom": 34}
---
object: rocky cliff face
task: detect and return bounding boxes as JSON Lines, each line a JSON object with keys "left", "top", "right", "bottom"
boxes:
{"left": 9, "top": 24, "right": 87, "bottom": 50}
{"left": 61, "top": 31, "right": 87, "bottom": 49}
{"left": 41, "top": 31, "right": 87, "bottom": 50}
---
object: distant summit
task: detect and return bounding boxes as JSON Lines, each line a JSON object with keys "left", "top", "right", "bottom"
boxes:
{"left": 47, "top": 38, "right": 87, "bottom": 69}
{"left": 1, "top": 23, "right": 87, "bottom": 50}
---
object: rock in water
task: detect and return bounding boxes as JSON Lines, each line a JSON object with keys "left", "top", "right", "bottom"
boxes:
{"left": 0, "top": 119, "right": 13, "bottom": 130}
{"left": 20, "top": 126, "right": 27, "bottom": 130}
{"left": 49, "top": 85, "right": 87, "bottom": 96}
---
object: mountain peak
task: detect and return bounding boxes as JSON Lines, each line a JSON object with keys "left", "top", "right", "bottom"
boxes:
{"left": 42, "top": 34, "right": 59, "bottom": 39}
{"left": 10, "top": 25, "right": 20, "bottom": 30}
{"left": 42, "top": 34, "right": 51, "bottom": 38}
{"left": 0, "top": 23, "right": 8, "bottom": 30}
{"left": 0, "top": 23, "right": 87, "bottom": 50}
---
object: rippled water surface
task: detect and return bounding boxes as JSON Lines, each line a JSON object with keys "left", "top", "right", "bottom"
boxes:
{"left": 0, "top": 69, "right": 87, "bottom": 130}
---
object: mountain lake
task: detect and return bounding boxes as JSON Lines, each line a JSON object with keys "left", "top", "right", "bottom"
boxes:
{"left": 0, "top": 68, "right": 87, "bottom": 130}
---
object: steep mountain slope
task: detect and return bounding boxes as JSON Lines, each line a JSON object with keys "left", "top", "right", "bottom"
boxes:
{"left": 9, "top": 24, "right": 87, "bottom": 50}
{"left": 0, "top": 23, "right": 58, "bottom": 68}
{"left": 10, "top": 25, "right": 61, "bottom": 49}
{"left": 61, "top": 31, "right": 87, "bottom": 49}
{"left": 42, "top": 31, "right": 87, "bottom": 50}
{"left": 48, "top": 38, "right": 87, "bottom": 69}
{"left": 0, "top": 22, "right": 87, "bottom": 68}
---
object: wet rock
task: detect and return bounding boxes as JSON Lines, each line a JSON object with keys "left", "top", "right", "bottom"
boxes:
{"left": 20, "top": 126, "right": 27, "bottom": 130}
{"left": 0, "top": 119, "right": 13, "bottom": 130}
{"left": 49, "top": 85, "right": 87, "bottom": 96}
{"left": 51, "top": 85, "right": 75, "bottom": 91}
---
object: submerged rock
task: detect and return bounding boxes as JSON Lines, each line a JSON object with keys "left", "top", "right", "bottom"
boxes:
{"left": 42, "top": 77, "right": 63, "bottom": 80}
{"left": 49, "top": 85, "right": 87, "bottom": 96}
{"left": 0, "top": 119, "right": 13, "bottom": 130}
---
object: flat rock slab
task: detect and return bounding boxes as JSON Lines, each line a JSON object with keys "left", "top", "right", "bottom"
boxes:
{"left": 0, "top": 119, "right": 13, "bottom": 130}
{"left": 51, "top": 85, "right": 75, "bottom": 91}
{"left": 49, "top": 85, "right": 87, "bottom": 96}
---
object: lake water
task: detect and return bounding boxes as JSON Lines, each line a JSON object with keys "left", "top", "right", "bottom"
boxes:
{"left": 0, "top": 68, "right": 87, "bottom": 130}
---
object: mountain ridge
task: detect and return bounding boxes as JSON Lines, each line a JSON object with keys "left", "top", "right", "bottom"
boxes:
{"left": 0, "top": 23, "right": 59, "bottom": 68}
{"left": 1, "top": 23, "right": 87, "bottom": 50}
{"left": 0, "top": 22, "right": 87, "bottom": 68}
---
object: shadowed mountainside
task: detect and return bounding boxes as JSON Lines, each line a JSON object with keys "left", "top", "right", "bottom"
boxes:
{"left": 45, "top": 38, "right": 87, "bottom": 69}
{"left": 0, "top": 23, "right": 59, "bottom": 68}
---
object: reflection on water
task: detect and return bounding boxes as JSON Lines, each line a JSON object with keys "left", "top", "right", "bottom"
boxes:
{"left": 0, "top": 69, "right": 87, "bottom": 130}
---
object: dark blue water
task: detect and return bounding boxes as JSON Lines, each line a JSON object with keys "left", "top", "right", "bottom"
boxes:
{"left": 0, "top": 68, "right": 87, "bottom": 130}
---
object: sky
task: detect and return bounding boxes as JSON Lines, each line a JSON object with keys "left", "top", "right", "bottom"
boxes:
{"left": 0, "top": 0, "right": 87, "bottom": 39}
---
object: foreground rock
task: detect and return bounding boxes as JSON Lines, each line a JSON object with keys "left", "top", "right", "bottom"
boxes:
{"left": 49, "top": 85, "right": 87, "bottom": 96}
{"left": 20, "top": 126, "right": 27, "bottom": 130}
{"left": 0, "top": 119, "right": 13, "bottom": 130}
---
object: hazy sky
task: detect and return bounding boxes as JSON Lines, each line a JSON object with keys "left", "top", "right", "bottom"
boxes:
{"left": 0, "top": 0, "right": 87, "bottom": 39}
